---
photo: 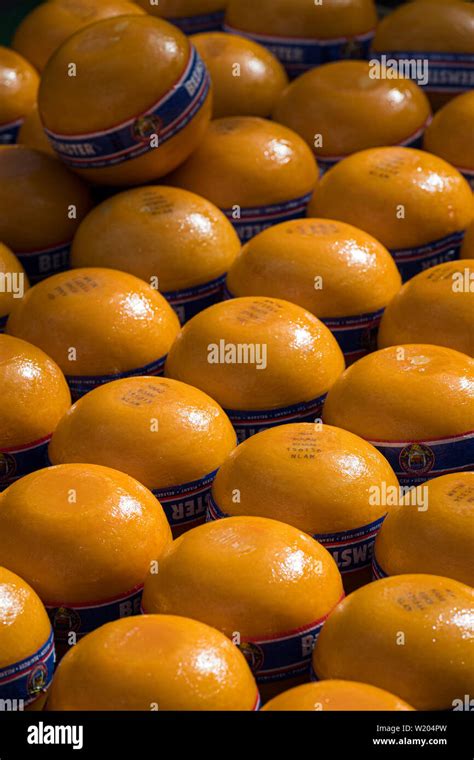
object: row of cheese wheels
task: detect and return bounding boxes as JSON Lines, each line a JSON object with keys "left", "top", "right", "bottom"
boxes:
{"left": 0, "top": 145, "right": 473, "bottom": 339}
{"left": 1, "top": 506, "right": 472, "bottom": 711}
{"left": 6, "top": 0, "right": 474, "bottom": 96}
{"left": 1, "top": 295, "right": 473, "bottom": 482}
{"left": 0, "top": 4, "right": 473, "bottom": 186}
{"left": 3, "top": 31, "right": 474, "bottom": 177}
{"left": 1, "top": 330, "right": 472, "bottom": 567}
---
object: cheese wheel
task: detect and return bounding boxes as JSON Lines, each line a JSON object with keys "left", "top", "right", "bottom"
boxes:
{"left": 142, "top": 516, "right": 343, "bottom": 687}
{"left": 372, "top": 0, "right": 474, "bottom": 108}
{"left": 0, "top": 463, "right": 172, "bottom": 645}
{"left": 0, "top": 567, "right": 55, "bottom": 711}
{"left": 49, "top": 376, "right": 236, "bottom": 533}
{"left": 165, "top": 296, "right": 345, "bottom": 441}
{"left": 308, "top": 147, "right": 473, "bottom": 281}
{"left": 461, "top": 220, "right": 474, "bottom": 258}
{"left": 210, "top": 423, "right": 399, "bottom": 580}
{"left": 7, "top": 268, "right": 180, "bottom": 400}
{"left": 312, "top": 574, "right": 474, "bottom": 710}
{"left": 0, "top": 146, "right": 92, "bottom": 282}
{"left": 0, "top": 244, "right": 29, "bottom": 332}
{"left": 378, "top": 260, "right": 474, "bottom": 356}
{"left": 17, "top": 104, "right": 55, "bottom": 157}
{"left": 0, "top": 334, "right": 71, "bottom": 490}
{"left": 262, "top": 680, "right": 414, "bottom": 711}
{"left": 273, "top": 60, "right": 431, "bottom": 172}
{"left": 373, "top": 473, "right": 474, "bottom": 587}
{"left": 224, "top": 0, "right": 377, "bottom": 78}
{"left": 136, "top": 0, "right": 227, "bottom": 35}
{"left": 323, "top": 344, "right": 474, "bottom": 486}
{"left": 0, "top": 47, "right": 39, "bottom": 146}
{"left": 423, "top": 91, "right": 474, "bottom": 188}
{"left": 225, "top": 218, "right": 401, "bottom": 363}
{"left": 191, "top": 32, "right": 288, "bottom": 118}
{"left": 12, "top": 0, "right": 145, "bottom": 72}
{"left": 168, "top": 117, "right": 318, "bottom": 242}
{"left": 47, "top": 614, "right": 259, "bottom": 710}
{"left": 70, "top": 186, "right": 241, "bottom": 323}
{"left": 38, "top": 15, "right": 212, "bottom": 186}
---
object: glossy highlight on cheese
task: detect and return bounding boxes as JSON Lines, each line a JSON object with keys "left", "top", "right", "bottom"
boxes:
{"left": 374, "top": 472, "right": 474, "bottom": 586}
{"left": 226, "top": 218, "right": 401, "bottom": 318}
{"left": 165, "top": 296, "right": 345, "bottom": 412}
{"left": 0, "top": 46, "right": 39, "bottom": 142}
{"left": 168, "top": 117, "right": 318, "bottom": 221}
{"left": 308, "top": 147, "right": 473, "bottom": 253}
{"left": 273, "top": 60, "right": 431, "bottom": 165}
{"left": 70, "top": 185, "right": 241, "bottom": 320}
{"left": 378, "top": 260, "right": 474, "bottom": 356}
{"left": 7, "top": 268, "right": 180, "bottom": 392}
{"left": 312, "top": 574, "right": 474, "bottom": 710}
{"left": 211, "top": 423, "right": 398, "bottom": 536}
{"left": 263, "top": 680, "right": 414, "bottom": 711}
{"left": 142, "top": 516, "right": 343, "bottom": 638}
{"left": 0, "top": 333, "right": 70, "bottom": 448}
{"left": 323, "top": 344, "right": 474, "bottom": 441}
{"left": 0, "top": 334, "right": 71, "bottom": 492}
{"left": 49, "top": 376, "right": 236, "bottom": 491}
{"left": 47, "top": 614, "right": 259, "bottom": 711}
{"left": 38, "top": 15, "right": 212, "bottom": 185}
{"left": 0, "top": 463, "right": 171, "bottom": 605}
{"left": 192, "top": 32, "right": 289, "bottom": 118}
{"left": 0, "top": 567, "right": 55, "bottom": 710}
{"left": 0, "top": 146, "right": 92, "bottom": 282}
{"left": 12, "top": 0, "right": 145, "bottom": 72}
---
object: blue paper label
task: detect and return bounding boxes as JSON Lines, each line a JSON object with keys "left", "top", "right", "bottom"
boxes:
{"left": 66, "top": 354, "right": 167, "bottom": 401}
{"left": 16, "top": 241, "right": 70, "bottom": 283}
{"left": 313, "top": 515, "right": 386, "bottom": 573}
{"left": 391, "top": 230, "right": 465, "bottom": 282}
{"left": 222, "top": 193, "right": 313, "bottom": 243}
{"left": 46, "top": 585, "right": 143, "bottom": 643}
{"left": 238, "top": 616, "right": 334, "bottom": 684}
{"left": 224, "top": 25, "right": 374, "bottom": 77}
{"left": 0, "top": 435, "right": 52, "bottom": 492}
{"left": 0, "top": 117, "right": 23, "bottom": 145}
{"left": 226, "top": 393, "right": 327, "bottom": 442}
{"left": 370, "top": 51, "right": 474, "bottom": 93}
{"left": 369, "top": 431, "right": 474, "bottom": 487}
{"left": 316, "top": 120, "right": 428, "bottom": 175}
{"left": 168, "top": 10, "right": 225, "bottom": 35}
{"left": 320, "top": 309, "right": 384, "bottom": 364}
{"left": 0, "top": 313, "right": 7, "bottom": 333}
{"left": 164, "top": 274, "right": 226, "bottom": 324}
{"left": 0, "top": 629, "right": 55, "bottom": 708}
{"left": 44, "top": 47, "right": 210, "bottom": 170}
{"left": 372, "top": 554, "right": 388, "bottom": 581}
{"left": 153, "top": 469, "right": 219, "bottom": 529}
